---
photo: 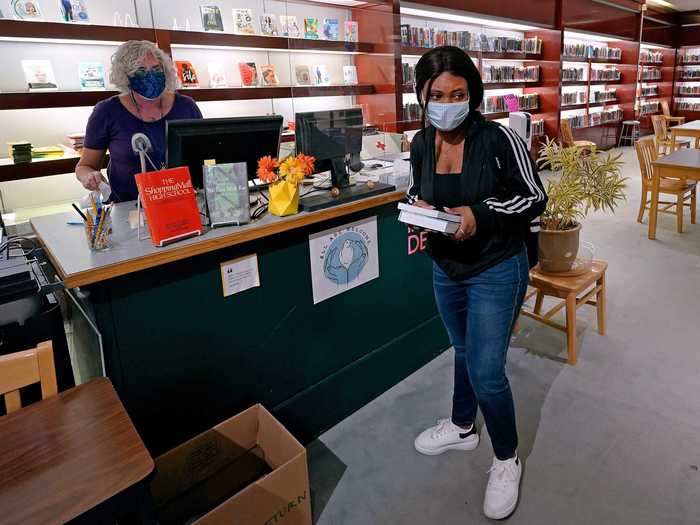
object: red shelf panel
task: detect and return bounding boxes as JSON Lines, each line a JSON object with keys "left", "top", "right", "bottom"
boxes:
{"left": 0, "top": 90, "right": 120, "bottom": 110}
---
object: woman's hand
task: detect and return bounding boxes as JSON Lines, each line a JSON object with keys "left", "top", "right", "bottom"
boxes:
{"left": 444, "top": 206, "right": 477, "bottom": 241}
{"left": 414, "top": 200, "right": 434, "bottom": 209}
{"left": 77, "top": 170, "right": 107, "bottom": 192}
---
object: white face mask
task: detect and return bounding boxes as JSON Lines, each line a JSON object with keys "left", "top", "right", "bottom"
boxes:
{"left": 426, "top": 101, "right": 470, "bottom": 131}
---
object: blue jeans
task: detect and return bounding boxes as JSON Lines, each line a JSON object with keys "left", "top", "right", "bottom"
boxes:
{"left": 433, "top": 248, "right": 528, "bottom": 460}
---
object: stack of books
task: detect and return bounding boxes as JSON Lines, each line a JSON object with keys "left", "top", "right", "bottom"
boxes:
{"left": 563, "top": 44, "right": 622, "bottom": 60}
{"left": 639, "top": 101, "right": 659, "bottom": 116}
{"left": 592, "top": 89, "right": 617, "bottom": 102}
{"left": 590, "top": 68, "right": 621, "bottom": 81}
{"left": 679, "top": 85, "right": 700, "bottom": 95}
{"left": 66, "top": 133, "right": 85, "bottom": 152}
{"left": 32, "top": 145, "right": 64, "bottom": 160}
{"left": 483, "top": 93, "right": 539, "bottom": 114}
{"left": 562, "top": 67, "right": 585, "bottom": 81}
{"left": 567, "top": 114, "right": 587, "bottom": 129}
{"left": 8, "top": 142, "right": 32, "bottom": 164}
{"left": 402, "top": 102, "right": 422, "bottom": 122}
{"left": 682, "top": 51, "right": 700, "bottom": 63}
{"left": 398, "top": 203, "right": 461, "bottom": 234}
{"left": 482, "top": 65, "right": 540, "bottom": 83}
{"left": 681, "top": 68, "right": 700, "bottom": 80}
{"left": 641, "top": 85, "right": 659, "bottom": 97}
{"left": 640, "top": 50, "right": 663, "bottom": 63}
{"left": 532, "top": 119, "right": 545, "bottom": 136}
{"left": 641, "top": 67, "right": 662, "bottom": 81}
{"left": 402, "top": 63, "right": 415, "bottom": 85}
{"left": 677, "top": 100, "right": 700, "bottom": 111}
{"left": 562, "top": 91, "right": 586, "bottom": 105}
{"left": 399, "top": 25, "right": 541, "bottom": 55}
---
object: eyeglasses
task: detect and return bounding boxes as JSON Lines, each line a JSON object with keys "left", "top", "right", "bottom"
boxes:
{"left": 130, "top": 66, "right": 165, "bottom": 79}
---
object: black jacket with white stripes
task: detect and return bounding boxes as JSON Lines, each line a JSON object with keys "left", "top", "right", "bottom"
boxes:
{"left": 408, "top": 112, "right": 547, "bottom": 281}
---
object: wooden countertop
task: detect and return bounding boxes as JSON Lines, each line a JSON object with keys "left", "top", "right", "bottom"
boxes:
{"left": 31, "top": 189, "right": 405, "bottom": 289}
{"left": 0, "top": 378, "right": 153, "bottom": 525}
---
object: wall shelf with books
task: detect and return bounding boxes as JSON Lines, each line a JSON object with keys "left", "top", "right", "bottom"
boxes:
{"left": 673, "top": 47, "right": 700, "bottom": 121}
{"left": 636, "top": 44, "right": 675, "bottom": 134}
{"left": 397, "top": 5, "right": 557, "bottom": 151}
{"left": 561, "top": 31, "right": 638, "bottom": 148}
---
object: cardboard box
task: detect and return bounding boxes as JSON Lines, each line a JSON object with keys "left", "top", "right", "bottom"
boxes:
{"left": 150, "top": 404, "right": 311, "bottom": 525}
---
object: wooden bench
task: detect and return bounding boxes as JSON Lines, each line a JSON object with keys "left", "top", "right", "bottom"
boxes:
{"left": 520, "top": 261, "right": 607, "bottom": 365}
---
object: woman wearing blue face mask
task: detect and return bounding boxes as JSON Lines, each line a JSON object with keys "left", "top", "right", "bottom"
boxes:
{"left": 76, "top": 40, "right": 202, "bottom": 202}
{"left": 408, "top": 46, "right": 547, "bottom": 520}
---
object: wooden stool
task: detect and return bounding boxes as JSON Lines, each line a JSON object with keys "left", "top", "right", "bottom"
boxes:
{"left": 520, "top": 261, "right": 607, "bottom": 365}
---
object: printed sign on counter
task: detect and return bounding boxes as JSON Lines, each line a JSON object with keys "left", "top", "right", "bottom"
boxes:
{"left": 220, "top": 254, "right": 260, "bottom": 297}
{"left": 309, "top": 217, "right": 379, "bottom": 304}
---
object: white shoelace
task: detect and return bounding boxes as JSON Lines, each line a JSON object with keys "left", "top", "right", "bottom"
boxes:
{"left": 430, "top": 418, "right": 455, "bottom": 439}
{"left": 487, "top": 459, "right": 519, "bottom": 490}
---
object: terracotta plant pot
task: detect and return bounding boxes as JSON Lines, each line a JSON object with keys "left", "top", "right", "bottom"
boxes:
{"left": 538, "top": 223, "right": 581, "bottom": 273}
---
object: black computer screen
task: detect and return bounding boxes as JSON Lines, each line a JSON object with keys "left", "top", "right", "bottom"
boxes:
{"left": 166, "top": 116, "right": 283, "bottom": 188}
{"left": 295, "top": 109, "right": 363, "bottom": 175}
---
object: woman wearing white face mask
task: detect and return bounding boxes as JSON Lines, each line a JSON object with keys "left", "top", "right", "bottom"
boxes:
{"left": 407, "top": 46, "right": 547, "bottom": 520}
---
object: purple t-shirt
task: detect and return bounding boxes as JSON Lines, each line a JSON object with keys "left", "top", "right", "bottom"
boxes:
{"left": 84, "top": 94, "right": 203, "bottom": 202}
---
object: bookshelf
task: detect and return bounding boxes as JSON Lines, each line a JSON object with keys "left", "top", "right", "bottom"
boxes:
{"left": 559, "top": 31, "right": 638, "bottom": 149}
{"left": 674, "top": 47, "right": 700, "bottom": 120}
{"left": 636, "top": 44, "right": 676, "bottom": 136}
{"left": 396, "top": 8, "right": 558, "bottom": 151}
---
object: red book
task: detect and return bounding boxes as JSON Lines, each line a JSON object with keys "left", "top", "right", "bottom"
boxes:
{"left": 135, "top": 167, "right": 203, "bottom": 247}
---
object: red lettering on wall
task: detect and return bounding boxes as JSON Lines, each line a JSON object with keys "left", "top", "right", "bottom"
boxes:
{"left": 407, "top": 228, "right": 428, "bottom": 255}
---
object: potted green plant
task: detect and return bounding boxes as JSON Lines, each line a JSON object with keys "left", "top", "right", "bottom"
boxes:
{"left": 536, "top": 138, "right": 627, "bottom": 273}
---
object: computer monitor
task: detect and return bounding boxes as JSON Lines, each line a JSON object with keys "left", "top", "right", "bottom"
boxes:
{"left": 294, "top": 108, "right": 395, "bottom": 212}
{"left": 295, "top": 108, "right": 364, "bottom": 188}
{"left": 166, "top": 116, "right": 283, "bottom": 189}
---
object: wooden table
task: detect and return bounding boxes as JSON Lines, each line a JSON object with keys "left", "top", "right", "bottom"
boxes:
{"left": 521, "top": 261, "right": 607, "bottom": 365}
{"left": 649, "top": 149, "right": 700, "bottom": 240}
{"left": 0, "top": 377, "right": 154, "bottom": 525}
{"left": 670, "top": 120, "right": 700, "bottom": 150}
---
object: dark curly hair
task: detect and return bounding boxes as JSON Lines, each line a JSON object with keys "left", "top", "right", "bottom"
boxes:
{"left": 414, "top": 46, "right": 484, "bottom": 126}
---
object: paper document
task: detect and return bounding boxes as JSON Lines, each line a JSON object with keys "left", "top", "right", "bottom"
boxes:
{"left": 220, "top": 254, "right": 261, "bottom": 297}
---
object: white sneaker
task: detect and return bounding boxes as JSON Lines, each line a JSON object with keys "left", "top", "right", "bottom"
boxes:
{"left": 483, "top": 455, "right": 522, "bottom": 520}
{"left": 414, "top": 418, "right": 479, "bottom": 456}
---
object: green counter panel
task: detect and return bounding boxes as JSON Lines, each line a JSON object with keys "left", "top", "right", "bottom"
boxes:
{"left": 90, "top": 204, "right": 449, "bottom": 454}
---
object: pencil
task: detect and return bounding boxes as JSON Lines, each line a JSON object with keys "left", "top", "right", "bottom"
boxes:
{"left": 72, "top": 203, "right": 87, "bottom": 222}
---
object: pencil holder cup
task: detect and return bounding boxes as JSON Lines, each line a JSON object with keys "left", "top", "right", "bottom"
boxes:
{"left": 84, "top": 215, "right": 113, "bottom": 251}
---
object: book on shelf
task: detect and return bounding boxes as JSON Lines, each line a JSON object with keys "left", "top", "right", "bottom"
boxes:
{"left": 343, "top": 65, "right": 358, "bottom": 85}
{"left": 323, "top": 18, "right": 339, "bottom": 40}
{"left": 399, "top": 24, "right": 541, "bottom": 55}
{"left": 22, "top": 60, "right": 58, "bottom": 91}
{"left": 397, "top": 203, "right": 461, "bottom": 234}
{"left": 204, "top": 162, "right": 251, "bottom": 227}
{"left": 482, "top": 65, "right": 539, "bottom": 83}
{"left": 677, "top": 101, "right": 700, "bottom": 111}
{"left": 402, "top": 63, "right": 415, "bottom": 85}
{"left": 11, "top": 0, "right": 42, "bottom": 19}
{"left": 402, "top": 102, "right": 422, "bottom": 122}
{"left": 313, "top": 64, "right": 331, "bottom": 86}
{"left": 562, "top": 67, "right": 586, "bottom": 82}
{"left": 208, "top": 63, "right": 227, "bottom": 88}
{"left": 238, "top": 62, "right": 258, "bottom": 87}
{"left": 344, "top": 21, "right": 358, "bottom": 43}
{"left": 175, "top": 61, "right": 199, "bottom": 88}
{"left": 260, "top": 14, "right": 279, "bottom": 36}
{"left": 639, "top": 101, "right": 659, "bottom": 116}
{"left": 641, "top": 67, "right": 661, "bottom": 81}
{"left": 304, "top": 18, "right": 320, "bottom": 39}
{"left": 640, "top": 50, "right": 663, "bottom": 64}
{"left": 134, "top": 166, "right": 203, "bottom": 247}
{"left": 32, "top": 145, "right": 64, "bottom": 159}
{"left": 280, "top": 15, "right": 300, "bottom": 38}
{"left": 260, "top": 64, "right": 279, "bottom": 86}
{"left": 531, "top": 119, "right": 545, "bottom": 137}
{"left": 200, "top": 6, "right": 223, "bottom": 32}
{"left": 682, "top": 51, "right": 700, "bottom": 63}
{"left": 79, "top": 62, "right": 105, "bottom": 90}
{"left": 295, "top": 65, "right": 312, "bottom": 86}
{"left": 59, "top": 0, "right": 88, "bottom": 23}
{"left": 681, "top": 68, "right": 700, "bottom": 80}
{"left": 66, "top": 132, "right": 85, "bottom": 151}
{"left": 483, "top": 93, "right": 538, "bottom": 114}
{"left": 591, "top": 89, "right": 617, "bottom": 103}
{"left": 641, "top": 85, "right": 659, "bottom": 97}
{"left": 562, "top": 91, "right": 586, "bottom": 105}
{"left": 590, "top": 67, "right": 620, "bottom": 81}
{"left": 233, "top": 8, "right": 255, "bottom": 35}
{"left": 563, "top": 43, "right": 621, "bottom": 60}
{"left": 678, "top": 85, "right": 700, "bottom": 96}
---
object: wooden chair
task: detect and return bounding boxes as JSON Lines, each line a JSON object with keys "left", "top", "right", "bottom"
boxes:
{"left": 521, "top": 261, "right": 607, "bottom": 365}
{"left": 634, "top": 136, "right": 696, "bottom": 233}
{"left": 651, "top": 115, "right": 691, "bottom": 156}
{"left": 0, "top": 341, "right": 57, "bottom": 414}
{"left": 560, "top": 119, "right": 596, "bottom": 151}
{"left": 661, "top": 100, "right": 685, "bottom": 127}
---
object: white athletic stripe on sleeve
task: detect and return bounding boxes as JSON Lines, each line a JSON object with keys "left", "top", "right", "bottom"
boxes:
{"left": 499, "top": 127, "right": 544, "bottom": 202}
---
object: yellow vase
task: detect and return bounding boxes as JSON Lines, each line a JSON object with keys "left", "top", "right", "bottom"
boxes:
{"left": 268, "top": 180, "right": 300, "bottom": 216}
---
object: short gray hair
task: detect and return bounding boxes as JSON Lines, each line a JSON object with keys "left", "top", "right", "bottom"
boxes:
{"left": 110, "top": 40, "right": 178, "bottom": 94}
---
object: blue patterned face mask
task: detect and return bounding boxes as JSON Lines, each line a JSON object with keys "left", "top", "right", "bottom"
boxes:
{"left": 128, "top": 69, "right": 166, "bottom": 100}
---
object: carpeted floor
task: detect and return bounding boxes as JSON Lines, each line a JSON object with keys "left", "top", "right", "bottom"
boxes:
{"left": 308, "top": 146, "right": 700, "bottom": 525}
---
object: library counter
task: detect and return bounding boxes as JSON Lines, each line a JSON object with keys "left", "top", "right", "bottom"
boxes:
{"left": 31, "top": 190, "right": 449, "bottom": 455}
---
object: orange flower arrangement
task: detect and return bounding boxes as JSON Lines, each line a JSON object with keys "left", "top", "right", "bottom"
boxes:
{"left": 256, "top": 154, "right": 315, "bottom": 186}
